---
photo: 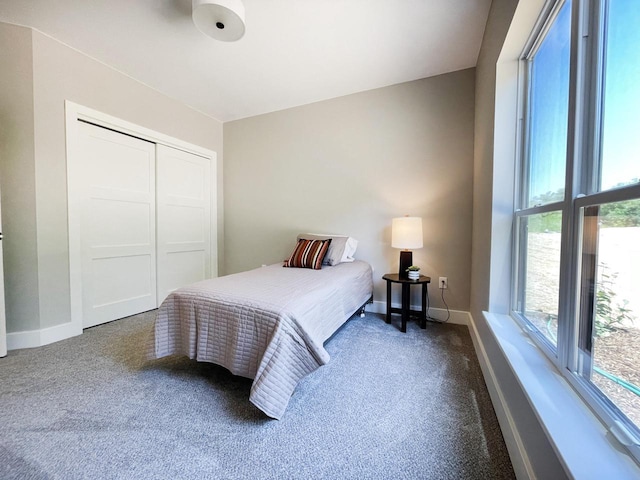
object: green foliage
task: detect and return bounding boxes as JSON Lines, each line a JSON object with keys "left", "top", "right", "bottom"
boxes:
{"left": 600, "top": 198, "right": 640, "bottom": 227}
{"left": 527, "top": 189, "right": 563, "bottom": 233}
{"left": 527, "top": 211, "right": 562, "bottom": 233}
{"left": 531, "top": 189, "right": 564, "bottom": 205}
{"left": 594, "top": 264, "right": 634, "bottom": 337}
{"left": 527, "top": 180, "right": 640, "bottom": 232}
{"left": 526, "top": 181, "right": 640, "bottom": 338}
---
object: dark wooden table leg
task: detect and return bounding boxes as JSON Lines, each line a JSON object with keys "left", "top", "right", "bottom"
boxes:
{"left": 401, "top": 283, "right": 409, "bottom": 333}
{"left": 385, "top": 279, "right": 391, "bottom": 324}
{"left": 421, "top": 283, "right": 427, "bottom": 329}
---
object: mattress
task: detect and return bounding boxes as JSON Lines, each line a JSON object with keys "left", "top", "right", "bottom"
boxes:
{"left": 150, "top": 260, "right": 373, "bottom": 419}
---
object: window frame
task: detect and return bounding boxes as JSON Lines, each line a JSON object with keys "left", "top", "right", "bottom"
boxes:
{"left": 511, "top": 0, "right": 640, "bottom": 463}
{"left": 512, "top": 0, "right": 573, "bottom": 364}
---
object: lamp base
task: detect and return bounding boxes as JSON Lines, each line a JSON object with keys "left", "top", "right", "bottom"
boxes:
{"left": 399, "top": 250, "right": 413, "bottom": 279}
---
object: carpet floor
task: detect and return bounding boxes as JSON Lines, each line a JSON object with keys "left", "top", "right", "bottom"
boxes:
{"left": 0, "top": 311, "right": 515, "bottom": 479}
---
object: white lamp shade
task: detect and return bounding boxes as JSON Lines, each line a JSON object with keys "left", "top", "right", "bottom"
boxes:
{"left": 391, "top": 217, "right": 423, "bottom": 249}
{"left": 193, "top": 0, "right": 245, "bottom": 42}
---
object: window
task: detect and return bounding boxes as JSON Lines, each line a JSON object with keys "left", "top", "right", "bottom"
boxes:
{"left": 525, "top": 0, "right": 571, "bottom": 209}
{"left": 599, "top": 0, "right": 640, "bottom": 192}
{"left": 514, "top": 0, "right": 640, "bottom": 462}
{"left": 515, "top": 0, "right": 572, "bottom": 350}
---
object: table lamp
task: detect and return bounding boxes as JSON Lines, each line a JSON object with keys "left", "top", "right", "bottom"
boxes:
{"left": 392, "top": 216, "right": 423, "bottom": 278}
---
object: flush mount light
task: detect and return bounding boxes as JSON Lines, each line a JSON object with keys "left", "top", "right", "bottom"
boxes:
{"left": 192, "top": 0, "right": 245, "bottom": 42}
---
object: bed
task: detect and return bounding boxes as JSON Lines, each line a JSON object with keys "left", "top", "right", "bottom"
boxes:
{"left": 150, "top": 238, "right": 373, "bottom": 419}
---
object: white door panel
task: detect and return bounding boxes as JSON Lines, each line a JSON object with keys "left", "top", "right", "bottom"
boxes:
{"left": 88, "top": 199, "right": 153, "bottom": 246}
{"left": 77, "top": 122, "right": 157, "bottom": 328}
{"left": 88, "top": 254, "right": 155, "bottom": 325}
{"left": 162, "top": 250, "right": 206, "bottom": 294}
{"left": 156, "top": 145, "right": 210, "bottom": 304}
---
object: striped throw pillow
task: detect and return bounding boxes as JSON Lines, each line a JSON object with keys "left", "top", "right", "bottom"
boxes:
{"left": 283, "top": 238, "right": 332, "bottom": 270}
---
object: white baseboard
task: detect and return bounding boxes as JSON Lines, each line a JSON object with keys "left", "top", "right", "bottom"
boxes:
{"left": 7, "top": 321, "right": 81, "bottom": 351}
{"left": 467, "top": 313, "right": 535, "bottom": 480}
{"left": 367, "top": 300, "right": 470, "bottom": 325}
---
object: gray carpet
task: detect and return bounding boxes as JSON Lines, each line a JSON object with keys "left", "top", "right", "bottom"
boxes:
{"left": 0, "top": 311, "right": 515, "bottom": 480}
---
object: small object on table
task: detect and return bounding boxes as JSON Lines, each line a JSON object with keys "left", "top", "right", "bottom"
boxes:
{"left": 382, "top": 273, "right": 431, "bottom": 333}
{"left": 406, "top": 266, "right": 421, "bottom": 280}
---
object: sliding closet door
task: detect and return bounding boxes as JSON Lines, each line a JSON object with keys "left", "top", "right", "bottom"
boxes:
{"left": 77, "top": 122, "right": 157, "bottom": 328}
{"left": 156, "top": 145, "right": 211, "bottom": 304}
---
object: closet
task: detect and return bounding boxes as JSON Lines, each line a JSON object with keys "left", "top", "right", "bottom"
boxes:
{"left": 72, "top": 120, "right": 212, "bottom": 329}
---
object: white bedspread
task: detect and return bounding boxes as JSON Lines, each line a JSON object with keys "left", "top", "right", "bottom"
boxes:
{"left": 151, "top": 261, "right": 373, "bottom": 419}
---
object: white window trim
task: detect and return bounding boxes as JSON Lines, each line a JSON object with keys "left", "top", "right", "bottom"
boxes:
{"left": 487, "top": 0, "right": 640, "bottom": 475}
{"left": 512, "top": 0, "right": 640, "bottom": 461}
{"left": 479, "top": 312, "right": 640, "bottom": 479}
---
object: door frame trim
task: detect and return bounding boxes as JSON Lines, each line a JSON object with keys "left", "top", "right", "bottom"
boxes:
{"left": 65, "top": 101, "right": 217, "bottom": 333}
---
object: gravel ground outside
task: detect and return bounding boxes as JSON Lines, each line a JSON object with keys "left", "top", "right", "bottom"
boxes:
{"left": 524, "top": 228, "right": 640, "bottom": 427}
{"left": 594, "top": 329, "right": 640, "bottom": 425}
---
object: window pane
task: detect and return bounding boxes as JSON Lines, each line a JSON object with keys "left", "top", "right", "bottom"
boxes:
{"left": 579, "top": 201, "right": 640, "bottom": 428}
{"left": 518, "top": 212, "right": 563, "bottom": 347}
{"left": 526, "top": 0, "right": 572, "bottom": 207}
{"left": 600, "top": 0, "right": 640, "bottom": 191}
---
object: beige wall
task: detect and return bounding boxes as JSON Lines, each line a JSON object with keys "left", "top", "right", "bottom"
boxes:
{"left": 0, "top": 24, "right": 39, "bottom": 332}
{"left": 471, "top": 1, "right": 516, "bottom": 319}
{"left": 0, "top": 22, "right": 224, "bottom": 333}
{"left": 471, "top": 1, "right": 566, "bottom": 477}
{"left": 224, "top": 70, "right": 475, "bottom": 311}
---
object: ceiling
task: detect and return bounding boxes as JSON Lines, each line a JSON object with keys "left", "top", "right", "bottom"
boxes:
{"left": 0, "top": 0, "right": 491, "bottom": 122}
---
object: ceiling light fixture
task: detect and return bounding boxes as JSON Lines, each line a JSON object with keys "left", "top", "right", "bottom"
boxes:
{"left": 192, "top": 0, "right": 245, "bottom": 42}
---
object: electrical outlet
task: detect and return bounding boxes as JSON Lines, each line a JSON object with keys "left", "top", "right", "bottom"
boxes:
{"left": 439, "top": 277, "right": 448, "bottom": 289}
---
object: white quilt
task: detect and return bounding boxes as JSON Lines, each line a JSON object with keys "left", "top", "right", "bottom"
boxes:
{"left": 151, "top": 261, "right": 373, "bottom": 419}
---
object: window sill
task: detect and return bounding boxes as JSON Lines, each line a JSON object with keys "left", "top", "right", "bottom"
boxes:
{"left": 483, "top": 312, "right": 640, "bottom": 479}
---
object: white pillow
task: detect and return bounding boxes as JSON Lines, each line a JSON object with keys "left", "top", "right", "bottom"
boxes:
{"left": 296, "top": 233, "right": 358, "bottom": 266}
